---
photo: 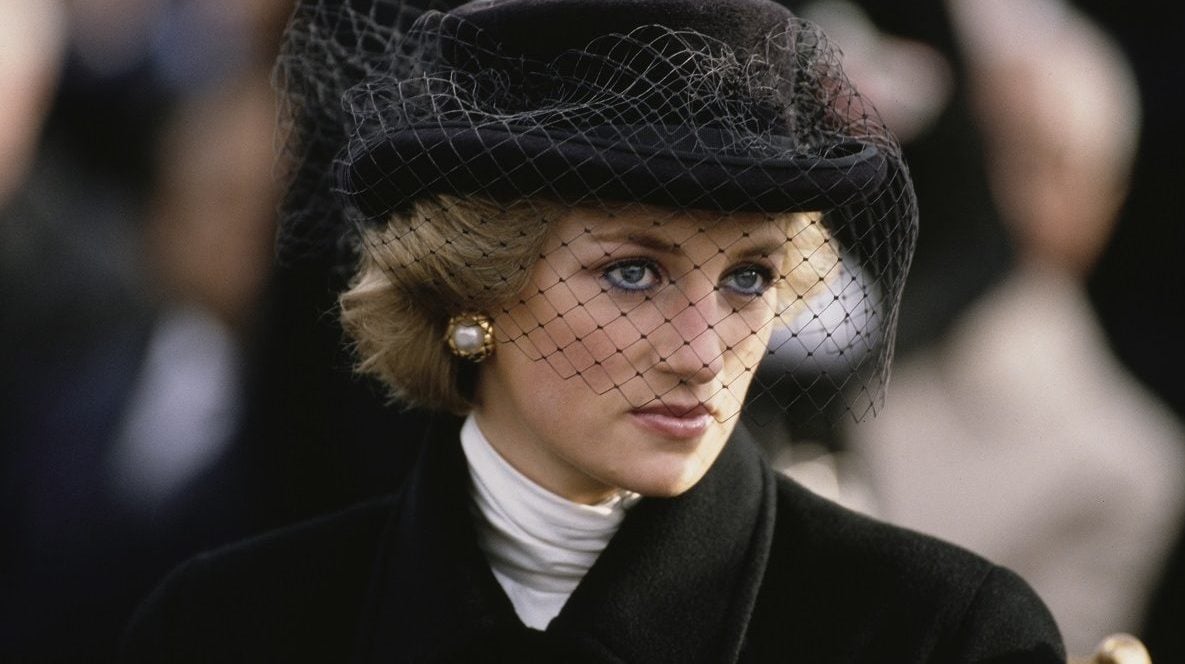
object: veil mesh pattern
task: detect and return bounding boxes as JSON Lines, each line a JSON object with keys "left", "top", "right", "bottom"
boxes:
{"left": 275, "top": 0, "right": 918, "bottom": 425}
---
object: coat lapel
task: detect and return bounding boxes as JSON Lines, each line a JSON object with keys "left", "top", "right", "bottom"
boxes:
{"left": 352, "top": 415, "right": 523, "bottom": 662}
{"left": 550, "top": 425, "right": 777, "bottom": 663}
{"left": 354, "top": 416, "right": 777, "bottom": 663}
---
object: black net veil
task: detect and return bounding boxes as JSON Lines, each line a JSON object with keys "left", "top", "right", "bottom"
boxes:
{"left": 274, "top": 0, "right": 918, "bottom": 426}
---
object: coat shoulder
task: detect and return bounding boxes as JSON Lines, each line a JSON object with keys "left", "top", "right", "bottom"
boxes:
{"left": 120, "top": 496, "right": 398, "bottom": 662}
{"left": 742, "top": 476, "right": 1065, "bottom": 663}
{"left": 771, "top": 476, "right": 994, "bottom": 591}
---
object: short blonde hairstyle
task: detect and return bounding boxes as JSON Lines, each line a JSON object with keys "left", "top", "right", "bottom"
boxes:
{"left": 340, "top": 195, "right": 560, "bottom": 413}
{"left": 340, "top": 197, "right": 837, "bottom": 413}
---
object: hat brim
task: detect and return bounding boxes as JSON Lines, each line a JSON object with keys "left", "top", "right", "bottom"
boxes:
{"left": 341, "top": 122, "right": 887, "bottom": 219}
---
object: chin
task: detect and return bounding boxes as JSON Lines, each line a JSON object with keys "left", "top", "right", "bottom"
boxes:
{"left": 638, "top": 483, "right": 698, "bottom": 499}
{"left": 620, "top": 462, "right": 713, "bottom": 498}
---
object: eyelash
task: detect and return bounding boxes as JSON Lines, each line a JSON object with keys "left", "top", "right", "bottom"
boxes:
{"left": 722, "top": 264, "right": 776, "bottom": 296}
{"left": 600, "top": 259, "right": 777, "bottom": 297}
{"left": 602, "top": 259, "right": 664, "bottom": 292}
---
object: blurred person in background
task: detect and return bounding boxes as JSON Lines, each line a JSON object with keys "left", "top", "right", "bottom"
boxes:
{"left": 0, "top": 2, "right": 65, "bottom": 206}
{"left": 827, "top": 0, "right": 1185, "bottom": 655}
{"left": 751, "top": 0, "right": 1007, "bottom": 493}
{"left": 4, "top": 0, "right": 437, "bottom": 657}
{"left": 102, "top": 72, "right": 280, "bottom": 518}
{"left": 1, "top": 0, "right": 295, "bottom": 659}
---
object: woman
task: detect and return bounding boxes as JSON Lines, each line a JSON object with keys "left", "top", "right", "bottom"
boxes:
{"left": 122, "top": 0, "right": 1065, "bottom": 661}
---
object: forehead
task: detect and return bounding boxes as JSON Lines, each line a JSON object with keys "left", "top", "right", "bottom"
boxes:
{"left": 547, "top": 204, "right": 792, "bottom": 249}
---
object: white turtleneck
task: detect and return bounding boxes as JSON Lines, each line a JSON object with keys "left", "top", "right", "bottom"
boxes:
{"left": 459, "top": 414, "right": 639, "bottom": 630}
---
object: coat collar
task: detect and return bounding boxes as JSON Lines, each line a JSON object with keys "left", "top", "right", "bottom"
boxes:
{"left": 354, "top": 415, "right": 777, "bottom": 663}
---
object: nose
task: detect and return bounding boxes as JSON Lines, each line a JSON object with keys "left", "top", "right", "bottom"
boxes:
{"left": 654, "top": 291, "right": 726, "bottom": 385}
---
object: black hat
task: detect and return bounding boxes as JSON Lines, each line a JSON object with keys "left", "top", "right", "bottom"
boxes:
{"left": 338, "top": 0, "right": 892, "bottom": 219}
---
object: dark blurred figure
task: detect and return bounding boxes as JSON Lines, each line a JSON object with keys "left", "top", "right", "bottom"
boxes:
{"left": 1069, "top": 2, "right": 1185, "bottom": 424}
{"left": 102, "top": 73, "right": 280, "bottom": 514}
{"left": 1067, "top": 3, "right": 1185, "bottom": 662}
{"left": 3, "top": 1, "right": 277, "bottom": 659}
{"left": 2, "top": 0, "right": 439, "bottom": 658}
{"left": 2, "top": 67, "right": 275, "bottom": 664}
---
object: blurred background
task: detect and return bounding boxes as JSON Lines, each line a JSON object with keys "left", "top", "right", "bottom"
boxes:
{"left": 1, "top": 0, "right": 1182, "bottom": 661}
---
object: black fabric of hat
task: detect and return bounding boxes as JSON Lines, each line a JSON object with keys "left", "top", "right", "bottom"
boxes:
{"left": 338, "top": 0, "right": 890, "bottom": 220}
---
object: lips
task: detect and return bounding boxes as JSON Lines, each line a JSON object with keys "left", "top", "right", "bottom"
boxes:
{"left": 629, "top": 402, "right": 716, "bottom": 439}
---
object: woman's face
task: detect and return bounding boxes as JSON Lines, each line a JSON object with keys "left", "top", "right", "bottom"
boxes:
{"left": 473, "top": 205, "right": 799, "bottom": 504}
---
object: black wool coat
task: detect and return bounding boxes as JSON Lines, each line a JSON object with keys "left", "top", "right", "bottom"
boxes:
{"left": 121, "top": 418, "right": 1065, "bottom": 663}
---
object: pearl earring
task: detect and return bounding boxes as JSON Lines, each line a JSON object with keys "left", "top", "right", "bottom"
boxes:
{"left": 445, "top": 313, "right": 495, "bottom": 361}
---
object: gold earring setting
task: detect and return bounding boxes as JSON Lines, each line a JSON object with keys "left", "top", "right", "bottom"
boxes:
{"left": 446, "top": 313, "right": 495, "bottom": 361}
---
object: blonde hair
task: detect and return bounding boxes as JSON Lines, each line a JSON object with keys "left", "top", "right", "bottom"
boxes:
{"left": 340, "top": 196, "right": 560, "bottom": 413}
{"left": 341, "top": 198, "right": 837, "bottom": 413}
{"left": 779, "top": 211, "right": 839, "bottom": 322}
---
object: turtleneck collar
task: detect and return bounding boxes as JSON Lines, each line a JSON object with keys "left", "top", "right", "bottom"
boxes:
{"left": 460, "top": 414, "right": 639, "bottom": 629}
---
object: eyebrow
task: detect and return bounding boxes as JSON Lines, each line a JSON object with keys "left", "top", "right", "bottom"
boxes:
{"left": 588, "top": 228, "right": 789, "bottom": 260}
{"left": 589, "top": 229, "right": 681, "bottom": 254}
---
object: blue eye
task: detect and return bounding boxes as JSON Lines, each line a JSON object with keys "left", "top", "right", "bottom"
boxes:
{"left": 722, "top": 265, "right": 773, "bottom": 296}
{"left": 603, "top": 259, "right": 662, "bottom": 292}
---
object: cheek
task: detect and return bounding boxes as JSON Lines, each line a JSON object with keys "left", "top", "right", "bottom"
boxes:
{"left": 720, "top": 295, "right": 778, "bottom": 363}
{"left": 718, "top": 308, "right": 776, "bottom": 398}
{"left": 511, "top": 278, "right": 668, "bottom": 395}
{"left": 728, "top": 327, "right": 772, "bottom": 377}
{"left": 730, "top": 296, "right": 779, "bottom": 342}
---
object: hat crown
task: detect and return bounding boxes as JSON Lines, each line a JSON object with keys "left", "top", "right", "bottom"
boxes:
{"left": 372, "top": 0, "right": 825, "bottom": 155}
{"left": 451, "top": 0, "right": 794, "bottom": 60}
